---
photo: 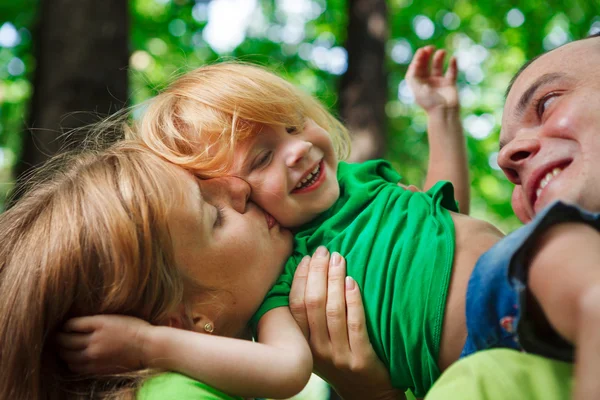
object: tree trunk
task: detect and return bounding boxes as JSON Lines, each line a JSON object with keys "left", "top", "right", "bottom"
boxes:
{"left": 339, "top": 0, "right": 388, "bottom": 162}
{"left": 17, "top": 0, "right": 129, "bottom": 178}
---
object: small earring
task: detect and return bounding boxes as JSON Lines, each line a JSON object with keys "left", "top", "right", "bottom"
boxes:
{"left": 204, "top": 323, "right": 214, "bottom": 333}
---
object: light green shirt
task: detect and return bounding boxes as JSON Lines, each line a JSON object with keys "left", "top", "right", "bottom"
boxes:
{"left": 252, "top": 160, "right": 458, "bottom": 397}
{"left": 138, "top": 372, "right": 242, "bottom": 400}
{"left": 426, "top": 349, "right": 573, "bottom": 399}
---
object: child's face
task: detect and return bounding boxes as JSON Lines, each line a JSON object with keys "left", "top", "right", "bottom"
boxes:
{"left": 232, "top": 119, "right": 340, "bottom": 228}
{"left": 499, "top": 37, "right": 600, "bottom": 222}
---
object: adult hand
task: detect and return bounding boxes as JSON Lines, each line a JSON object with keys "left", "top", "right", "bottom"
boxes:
{"left": 406, "top": 46, "right": 459, "bottom": 112}
{"left": 56, "top": 315, "right": 151, "bottom": 374}
{"left": 289, "top": 247, "right": 405, "bottom": 400}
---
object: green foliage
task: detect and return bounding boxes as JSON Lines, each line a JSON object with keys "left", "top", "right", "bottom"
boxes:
{"left": 1, "top": 0, "right": 599, "bottom": 228}
{"left": 0, "top": 0, "right": 37, "bottom": 208}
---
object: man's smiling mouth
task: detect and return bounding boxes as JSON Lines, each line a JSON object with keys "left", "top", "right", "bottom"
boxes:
{"left": 529, "top": 160, "right": 571, "bottom": 208}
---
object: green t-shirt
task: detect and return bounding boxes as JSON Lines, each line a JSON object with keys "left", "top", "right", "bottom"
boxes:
{"left": 138, "top": 372, "right": 243, "bottom": 400}
{"left": 251, "top": 160, "right": 458, "bottom": 397}
{"left": 425, "top": 349, "right": 573, "bottom": 400}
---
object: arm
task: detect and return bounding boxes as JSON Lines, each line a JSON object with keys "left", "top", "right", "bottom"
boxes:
{"left": 406, "top": 46, "right": 469, "bottom": 214}
{"left": 58, "top": 308, "right": 312, "bottom": 399}
{"left": 528, "top": 222, "right": 600, "bottom": 344}
{"left": 573, "top": 286, "right": 600, "bottom": 400}
{"left": 289, "top": 248, "right": 405, "bottom": 400}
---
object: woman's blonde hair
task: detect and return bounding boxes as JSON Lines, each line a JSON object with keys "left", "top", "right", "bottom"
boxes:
{"left": 0, "top": 141, "right": 204, "bottom": 399}
{"left": 131, "top": 62, "right": 351, "bottom": 177}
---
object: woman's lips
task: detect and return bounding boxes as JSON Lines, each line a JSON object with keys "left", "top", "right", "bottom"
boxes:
{"left": 265, "top": 211, "right": 277, "bottom": 229}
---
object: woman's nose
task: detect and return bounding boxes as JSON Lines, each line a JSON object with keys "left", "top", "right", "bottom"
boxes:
{"left": 285, "top": 139, "right": 312, "bottom": 167}
{"left": 201, "top": 176, "right": 251, "bottom": 213}
{"left": 497, "top": 138, "right": 540, "bottom": 184}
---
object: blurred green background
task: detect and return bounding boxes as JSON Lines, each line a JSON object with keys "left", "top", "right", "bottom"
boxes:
{"left": 0, "top": 0, "right": 599, "bottom": 229}
{"left": 1, "top": 1, "right": 599, "bottom": 399}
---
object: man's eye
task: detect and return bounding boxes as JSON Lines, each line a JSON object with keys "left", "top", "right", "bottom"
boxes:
{"left": 535, "top": 92, "right": 558, "bottom": 117}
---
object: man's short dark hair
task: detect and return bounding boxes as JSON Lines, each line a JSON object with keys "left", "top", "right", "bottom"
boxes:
{"left": 505, "top": 31, "right": 600, "bottom": 98}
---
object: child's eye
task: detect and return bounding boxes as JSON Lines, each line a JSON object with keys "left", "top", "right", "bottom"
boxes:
{"left": 252, "top": 151, "right": 273, "bottom": 170}
{"left": 286, "top": 126, "right": 298, "bottom": 134}
{"left": 534, "top": 92, "right": 559, "bottom": 118}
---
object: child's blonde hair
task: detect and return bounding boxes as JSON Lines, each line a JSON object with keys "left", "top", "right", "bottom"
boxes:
{"left": 132, "top": 62, "right": 351, "bottom": 177}
{"left": 0, "top": 142, "right": 207, "bottom": 399}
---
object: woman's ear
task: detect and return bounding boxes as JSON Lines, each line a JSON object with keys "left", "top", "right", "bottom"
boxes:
{"left": 191, "top": 312, "right": 215, "bottom": 334}
{"left": 165, "top": 304, "right": 186, "bottom": 329}
{"left": 165, "top": 308, "right": 215, "bottom": 333}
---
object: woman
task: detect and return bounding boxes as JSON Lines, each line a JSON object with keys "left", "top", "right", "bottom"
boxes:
{"left": 0, "top": 141, "right": 292, "bottom": 399}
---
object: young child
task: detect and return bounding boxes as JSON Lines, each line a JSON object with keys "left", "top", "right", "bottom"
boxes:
{"left": 60, "top": 47, "right": 505, "bottom": 399}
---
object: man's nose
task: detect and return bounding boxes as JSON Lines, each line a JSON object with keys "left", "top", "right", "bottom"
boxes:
{"left": 497, "top": 138, "right": 540, "bottom": 184}
{"left": 201, "top": 176, "right": 251, "bottom": 213}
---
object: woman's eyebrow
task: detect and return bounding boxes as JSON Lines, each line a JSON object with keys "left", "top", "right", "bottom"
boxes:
{"left": 515, "top": 72, "right": 566, "bottom": 116}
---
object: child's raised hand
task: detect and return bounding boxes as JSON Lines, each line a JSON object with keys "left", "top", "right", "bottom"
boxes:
{"left": 57, "top": 315, "right": 152, "bottom": 375}
{"left": 406, "top": 46, "right": 459, "bottom": 112}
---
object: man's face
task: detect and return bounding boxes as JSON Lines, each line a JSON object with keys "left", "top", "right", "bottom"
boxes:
{"left": 498, "top": 37, "right": 600, "bottom": 222}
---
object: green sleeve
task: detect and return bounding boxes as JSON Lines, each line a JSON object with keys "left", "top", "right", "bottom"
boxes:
{"left": 425, "top": 349, "right": 572, "bottom": 400}
{"left": 137, "top": 372, "right": 243, "bottom": 400}
{"left": 425, "top": 180, "right": 459, "bottom": 213}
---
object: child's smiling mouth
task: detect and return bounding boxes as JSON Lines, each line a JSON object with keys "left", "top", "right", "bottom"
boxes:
{"left": 292, "top": 160, "right": 325, "bottom": 194}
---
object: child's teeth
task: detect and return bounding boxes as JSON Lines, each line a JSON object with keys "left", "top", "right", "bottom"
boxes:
{"left": 536, "top": 188, "right": 542, "bottom": 198}
{"left": 295, "top": 164, "right": 321, "bottom": 190}
{"left": 552, "top": 168, "right": 561, "bottom": 176}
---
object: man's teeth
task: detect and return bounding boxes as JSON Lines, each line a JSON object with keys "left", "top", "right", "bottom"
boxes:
{"left": 296, "top": 164, "right": 321, "bottom": 189}
{"left": 536, "top": 167, "right": 562, "bottom": 198}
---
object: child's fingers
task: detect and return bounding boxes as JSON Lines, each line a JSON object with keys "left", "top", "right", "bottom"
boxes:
{"left": 59, "top": 348, "right": 93, "bottom": 365}
{"left": 56, "top": 332, "right": 91, "bottom": 350}
{"left": 289, "top": 255, "right": 311, "bottom": 337}
{"left": 344, "top": 276, "right": 371, "bottom": 354}
{"left": 407, "top": 46, "right": 433, "bottom": 78}
{"left": 432, "top": 49, "right": 446, "bottom": 76}
{"left": 325, "top": 253, "right": 350, "bottom": 356}
{"left": 445, "top": 56, "right": 458, "bottom": 82}
{"left": 62, "top": 316, "right": 100, "bottom": 333}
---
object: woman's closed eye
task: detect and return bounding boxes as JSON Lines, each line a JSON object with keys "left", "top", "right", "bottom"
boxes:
{"left": 251, "top": 151, "right": 273, "bottom": 170}
{"left": 213, "top": 204, "right": 226, "bottom": 227}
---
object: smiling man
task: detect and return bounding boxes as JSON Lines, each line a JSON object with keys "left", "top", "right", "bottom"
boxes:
{"left": 467, "top": 31, "right": 600, "bottom": 356}
{"left": 426, "top": 33, "right": 600, "bottom": 400}
{"left": 498, "top": 33, "right": 600, "bottom": 223}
